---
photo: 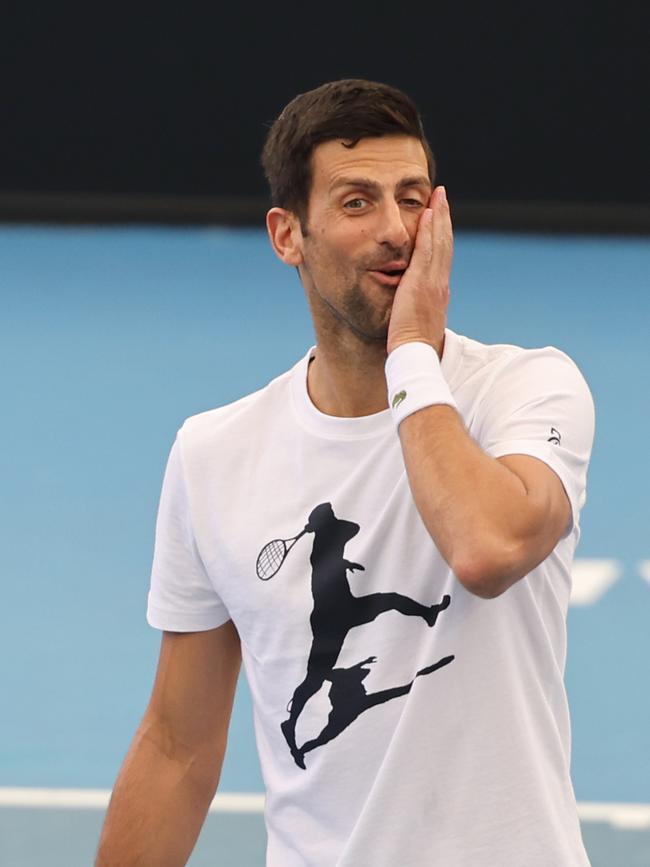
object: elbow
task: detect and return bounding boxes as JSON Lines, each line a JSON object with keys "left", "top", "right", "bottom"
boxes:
{"left": 451, "top": 542, "right": 527, "bottom": 599}
{"left": 453, "top": 563, "right": 507, "bottom": 599}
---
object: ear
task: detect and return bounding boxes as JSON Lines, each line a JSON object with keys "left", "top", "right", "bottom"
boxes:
{"left": 266, "top": 207, "right": 304, "bottom": 266}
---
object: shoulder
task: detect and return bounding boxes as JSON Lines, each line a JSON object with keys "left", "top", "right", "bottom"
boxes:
{"left": 448, "top": 329, "right": 592, "bottom": 401}
{"left": 176, "top": 352, "right": 306, "bottom": 467}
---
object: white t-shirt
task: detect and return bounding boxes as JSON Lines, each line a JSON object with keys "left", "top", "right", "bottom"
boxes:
{"left": 147, "top": 328, "right": 595, "bottom": 867}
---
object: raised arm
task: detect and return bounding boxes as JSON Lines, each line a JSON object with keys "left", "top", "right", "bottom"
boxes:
{"left": 386, "top": 187, "right": 583, "bottom": 599}
{"left": 95, "top": 620, "right": 241, "bottom": 867}
{"left": 397, "top": 407, "right": 571, "bottom": 597}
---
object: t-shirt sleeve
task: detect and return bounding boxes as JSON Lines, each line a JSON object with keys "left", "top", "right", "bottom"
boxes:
{"left": 146, "top": 433, "right": 231, "bottom": 632}
{"left": 476, "top": 348, "right": 595, "bottom": 535}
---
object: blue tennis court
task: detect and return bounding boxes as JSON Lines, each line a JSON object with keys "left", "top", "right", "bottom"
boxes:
{"left": 1, "top": 225, "right": 649, "bottom": 865}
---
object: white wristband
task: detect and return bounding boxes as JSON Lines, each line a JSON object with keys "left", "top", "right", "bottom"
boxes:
{"left": 385, "top": 341, "right": 457, "bottom": 427}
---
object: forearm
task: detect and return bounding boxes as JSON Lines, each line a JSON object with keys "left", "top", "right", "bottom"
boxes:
{"left": 95, "top": 714, "right": 224, "bottom": 867}
{"left": 399, "top": 405, "right": 553, "bottom": 596}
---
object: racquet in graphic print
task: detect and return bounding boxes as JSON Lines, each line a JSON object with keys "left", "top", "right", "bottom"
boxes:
{"left": 256, "top": 527, "right": 310, "bottom": 580}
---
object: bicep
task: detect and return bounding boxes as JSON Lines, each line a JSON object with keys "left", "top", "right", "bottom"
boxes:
{"left": 146, "top": 620, "right": 242, "bottom": 759}
{"left": 497, "top": 453, "right": 572, "bottom": 552}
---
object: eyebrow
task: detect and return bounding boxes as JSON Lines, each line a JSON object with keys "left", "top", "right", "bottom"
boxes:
{"left": 329, "top": 175, "right": 431, "bottom": 194}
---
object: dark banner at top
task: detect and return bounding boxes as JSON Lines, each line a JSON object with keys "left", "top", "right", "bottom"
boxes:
{"left": 1, "top": 3, "right": 647, "bottom": 217}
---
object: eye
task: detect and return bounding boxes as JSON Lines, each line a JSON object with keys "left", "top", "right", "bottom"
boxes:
{"left": 343, "top": 198, "right": 369, "bottom": 211}
{"left": 401, "top": 198, "right": 424, "bottom": 208}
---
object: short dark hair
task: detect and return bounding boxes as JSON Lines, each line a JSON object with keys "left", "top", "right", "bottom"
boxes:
{"left": 261, "top": 79, "right": 436, "bottom": 229}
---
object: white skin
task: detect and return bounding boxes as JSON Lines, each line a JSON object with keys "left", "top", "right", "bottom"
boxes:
{"left": 267, "top": 134, "right": 571, "bottom": 598}
{"left": 268, "top": 135, "right": 438, "bottom": 417}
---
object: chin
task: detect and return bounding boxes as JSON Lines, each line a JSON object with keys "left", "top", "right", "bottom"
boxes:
{"left": 349, "top": 320, "right": 389, "bottom": 344}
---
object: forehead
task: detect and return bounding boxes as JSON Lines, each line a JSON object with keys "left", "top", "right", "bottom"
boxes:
{"left": 310, "top": 136, "right": 430, "bottom": 193}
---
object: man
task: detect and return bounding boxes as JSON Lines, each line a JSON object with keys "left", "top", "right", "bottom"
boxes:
{"left": 96, "top": 79, "right": 594, "bottom": 866}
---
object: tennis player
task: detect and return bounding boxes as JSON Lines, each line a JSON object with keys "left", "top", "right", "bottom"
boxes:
{"left": 96, "top": 79, "right": 594, "bottom": 866}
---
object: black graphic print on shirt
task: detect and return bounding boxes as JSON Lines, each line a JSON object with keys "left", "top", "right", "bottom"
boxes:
{"left": 256, "top": 502, "right": 454, "bottom": 769}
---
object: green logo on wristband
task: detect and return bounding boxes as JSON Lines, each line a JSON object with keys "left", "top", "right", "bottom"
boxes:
{"left": 392, "top": 390, "right": 407, "bottom": 409}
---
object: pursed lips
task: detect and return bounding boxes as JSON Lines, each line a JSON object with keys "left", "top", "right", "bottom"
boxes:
{"left": 367, "top": 260, "right": 408, "bottom": 288}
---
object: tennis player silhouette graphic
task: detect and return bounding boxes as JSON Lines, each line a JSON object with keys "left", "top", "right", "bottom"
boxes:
{"left": 258, "top": 502, "right": 453, "bottom": 769}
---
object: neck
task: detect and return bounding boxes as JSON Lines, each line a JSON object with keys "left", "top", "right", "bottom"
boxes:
{"left": 307, "top": 336, "right": 390, "bottom": 418}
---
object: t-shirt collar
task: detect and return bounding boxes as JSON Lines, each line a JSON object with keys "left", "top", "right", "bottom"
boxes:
{"left": 289, "top": 329, "right": 462, "bottom": 440}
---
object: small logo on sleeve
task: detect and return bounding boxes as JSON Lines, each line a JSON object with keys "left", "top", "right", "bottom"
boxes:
{"left": 548, "top": 427, "right": 561, "bottom": 445}
{"left": 392, "top": 390, "right": 407, "bottom": 409}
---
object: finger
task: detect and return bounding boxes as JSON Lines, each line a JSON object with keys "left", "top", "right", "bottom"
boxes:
{"left": 431, "top": 186, "right": 453, "bottom": 284}
{"left": 411, "top": 206, "right": 434, "bottom": 269}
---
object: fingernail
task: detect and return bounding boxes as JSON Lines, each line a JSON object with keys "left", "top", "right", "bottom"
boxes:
{"left": 438, "top": 185, "right": 447, "bottom": 203}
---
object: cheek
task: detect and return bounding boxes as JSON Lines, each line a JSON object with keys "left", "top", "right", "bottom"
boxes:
{"left": 403, "top": 213, "right": 421, "bottom": 241}
{"left": 308, "top": 234, "right": 361, "bottom": 275}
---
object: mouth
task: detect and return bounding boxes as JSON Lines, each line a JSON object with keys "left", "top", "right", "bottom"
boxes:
{"left": 367, "top": 265, "right": 407, "bottom": 288}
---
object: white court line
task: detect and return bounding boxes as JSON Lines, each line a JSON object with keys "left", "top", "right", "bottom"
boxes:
{"left": 1, "top": 789, "right": 649, "bottom": 828}
{"left": 638, "top": 560, "right": 650, "bottom": 587}
{"left": 0, "top": 788, "right": 264, "bottom": 814}
{"left": 570, "top": 559, "right": 621, "bottom": 606}
{"left": 578, "top": 802, "right": 650, "bottom": 830}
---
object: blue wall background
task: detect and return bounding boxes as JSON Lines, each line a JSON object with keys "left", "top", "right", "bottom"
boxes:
{"left": 1, "top": 226, "right": 648, "bottom": 802}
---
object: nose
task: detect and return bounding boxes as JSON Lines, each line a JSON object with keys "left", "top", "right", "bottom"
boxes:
{"left": 375, "top": 200, "right": 410, "bottom": 250}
